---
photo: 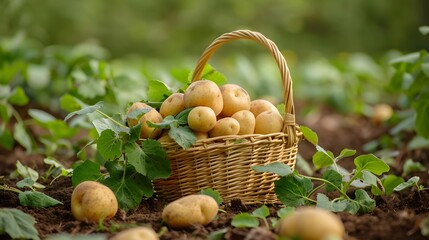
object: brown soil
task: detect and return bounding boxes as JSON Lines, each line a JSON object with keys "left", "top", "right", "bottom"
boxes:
{"left": 1, "top": 106, "right": 429, "bottom": 240}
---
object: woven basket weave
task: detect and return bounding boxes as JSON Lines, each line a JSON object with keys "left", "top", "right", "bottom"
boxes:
{"left": 153, "top": 30, "right": 302, "bottom": 204}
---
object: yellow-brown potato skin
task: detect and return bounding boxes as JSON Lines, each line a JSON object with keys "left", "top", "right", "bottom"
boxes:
{"left": 159, "top": 93, "right": 186, "bottom": 118}
{"left": 187, "top": 106, "right": 217, "bottom": 133}
{"left": 219, "top": 84, "right": 251, "bottom": 117}
{"left": 71, "top": 181, "right": 118, "bottom": 222}
{"left": 111, "top": 227, "right": 159, "bottom": 240}
{"left": 127, "top": 102, "right": 163, "bottom": 139}
{"left": 231, "top": 110, "right": 255, "bottom": 135}
{"left": 250, "top": 99, "right": 279, "bottom": 117}
{"left": 254, "top": 110, "right": 283, "bottom": 134}
{"left": 209, "top": 117, "right": 240, "bottom": 138}
{"left": 184, "top": 80, "right": 223, "bottom": 116}
{"left": 277, "top": 206, "right": 345, "bottom": 240}
{"left": 162, "top": 195, "right": 219, "bottom": 229}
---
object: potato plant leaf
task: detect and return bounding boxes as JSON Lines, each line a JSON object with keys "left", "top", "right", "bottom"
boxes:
{"left": 198, "top": 64, "right": 227, "bottom": 85}
{"left": 128, "top": 124, "right": 141, "bottom": 142}
{"left": 316, "top": 193, "right": 347, "bottom": 212}
{"left": 8, "top": 86, "right": 29, "bottom": 106}
{"left": 312, "top": 150, "right": 335, "bottom": 170}
{"left": 300, "top": 126, "right": 318, "bottom": 146}
{"left": 140, "top": 139, "right": 170, "bottom": 179}
{"left": 16, "top": 178, "right": 35, "bottom": 189}
{"left": 59, "top": 94, "right": 83, "bottom": 113}
{"left": 354, "top": 154, "right": 389, "bottom": 177}
{"left": 274, "top": 174, "right": 313, "bottom": 207}
{"left": 13, "top": 122, "right": 32, "bottom": 152}
{"left": 0, "top": 128, "right": 13, "bottom": 150}
{"left": 147, "top": 80, "right": 171, "bottom": 102}
{"left": 201, "top": 188, "right": 223, "bottom": 205}
{"left": 336, "top": 149, "right": 357, "bottom": 161}
{"left": 322, "top": 169, "right": 342, "bottom": 192}
{"left": 64, "top": 101, "right": 103, "bottom": 122}
{"left": 252, "top": 205, "right": 269, "bottom": 219}
{"left": 18, "top": 191, "right": 63, "bottom": 207}
{"left": 207, "top": 228, "right": 228, "bottom": 240}
{"left": 46, "top": 233, "right": 107, "bottom": 240}
{"left": 71, "top": 160, "right": 104, "bottom": 187}
{"left": 276, "top": 207, "right": 295, "bottom": 219}
{"left": 251, "top": 162, "right": 293, "bottom": 177}
{"left": 380, "top": 174, "right": 404, "bottom": 195}
{"left": 231, "top": 213, "right": 259, "bottom": 228}
{"left": 346, "top": 189, "right": 376, "bottom": 214}
{"left": 0, "top": 208, "right": 40, "bottom": 240}
{"left": 394, "top": 176, "right": 420, "bottom": 192}
{"left": 92, "top": 117, "right": 129, "bottom": 136}
{"left": 97, "top": 129, "right": 122, "bottom": 160}
{"left": 168, "top": 125, "right": 196, "bottom": 149}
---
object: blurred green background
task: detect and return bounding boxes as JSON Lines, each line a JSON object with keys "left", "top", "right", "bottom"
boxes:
{"left": 1, "top": 0, "right": 428, "bottom": 59}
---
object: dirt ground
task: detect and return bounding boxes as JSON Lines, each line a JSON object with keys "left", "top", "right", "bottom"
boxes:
{"left": 1, "top": 106, "right": 429, "bottom": 240}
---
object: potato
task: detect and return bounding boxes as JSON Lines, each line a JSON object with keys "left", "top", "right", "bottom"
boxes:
{"left": 250, "top": 99, "right": 279, "bottom": 117}
{"left": 195, "top": 131, "right": 208, "bottom": 140}
{"left": 159, "top": 93, "right": 186, "bottom": 118}
{"left": 187, "top": 106, "right": 217, "bottom": 133}
{"left": 209, "top": 117, "right": 240, "bottom": 138}
{"left": 277, "top": 206, "right": 345, "bottom": 240}
{"left": 71, "top": 181, "right": 118, "bottom": 222}
{"left": 127, "top": 102, "right": 163, "bottom": 139}
{"left": 157, "top": 131, "right": 174, "bottom": 143}
{"left": 219, "top": 84, "right": 251, "bottom": 117}
{"left": 184, "top": 80, "right": 223, "bottom": 116}
{"left": 371, "top": 103, "right": 393, "bottom": 125}
{"left": 111, "top": 226, "right": 159, "bottom": 240}
{"left": 231, "top": 110, "right": 255, "bottom": 135}
{"left": 254, "top": 110, "right": 283, "bottom": 134}
{"left": 162, "top": 194, "right": 218, "bottom": 229}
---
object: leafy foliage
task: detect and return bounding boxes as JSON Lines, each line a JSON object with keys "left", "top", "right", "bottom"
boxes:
{"left": 0, "top": 208, "right": 40, "bottom": 240}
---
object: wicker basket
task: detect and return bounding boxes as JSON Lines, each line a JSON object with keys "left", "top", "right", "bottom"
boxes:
{"left": 153, "top": 30, "right": 302, "bottom": 204}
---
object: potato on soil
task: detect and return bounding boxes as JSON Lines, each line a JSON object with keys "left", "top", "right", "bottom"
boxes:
{"left": 184, "top": 80, "right": 223, "bottom": 116}
{"left": 71, "top": 181, "right": 118, "bottom": 222}
{"left": 231, "top": 110, "right": 255, "bottom": 135}
{"left": 187, "top": 106, "right": 217, "bottom": 133}
{"left": 159, "top": 93, "right": 186, "bottom": 118}
{"left": 219, "top": 83, "right": 251, "bottom": 117}
{"left": 127, "top": 102, "right": 163, "bottom": 139}
{"left": 209, "top": 117, "right": 240, "bottom": 138}
{"left": 111, "top": 226, "right": 159, "bottom": 240}
{"left": 277, "top": 206, "right": 345, "bottom": 240}
{"left": 250, "top": 99, "right": 279, "bottom": 117}
{"left": 162, "top": 194, "right": 219, "bottom": 229}
{"left": 254, "top": 110, "right": 283, "bottom": 134}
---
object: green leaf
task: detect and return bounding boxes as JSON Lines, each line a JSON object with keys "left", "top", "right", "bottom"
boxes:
{"left": 312, "top": 149, "right": 335, "bottom": 169}
{"left": 251, "top": 162, "right": 293, "bottom": 177}
{"left": 419, "top": 26, "right": 429, "bottom": 35}
{"left": 19, "top": 191, "right": 63, "bottom": 207}
{"left": 276, "top": 207, "right": 295, "bottom": 219}
{"left": 129, "top": 124, "right": 141, "bottom": 142}
{"left": 64, "top": 101, "right": 103, "bottom": 122}
{"left": 413, "top": 98, "right": 429, "bottom": 138}
{"left": 207, "top": 228, "right": 228, "bottom": 240}
{"left": 141, "top": 139, "right": 170, "bottom": 179}
{"left": 13, "top": 122, "right": 32, "bottom": 152}
{"left": 46, "top": 233, "right": 107, "bottom": 240}
{"left": 97, "top": 129, "right": 122, "bottom": 161}
{"left": 0, "top": 208, "right": 40, "bottom": 240}
{"left": 201, "top": 188, "right": 223, "bottom": 205}
{"left": 252, "top": 205, "right": 269, "bottom": 219}
{"left": 390, "top": 52, "right": 420, "bottom": 65}
{"left": 346, "top": 189, "right": 375, "bottom": 214}
{"left": 421, "top": 63, "right": 429, "bottom": 77}
{"left": 274, "top": 175, "right": 313, "bottom": 207}
{"left": 28, "top": 109, "right": 56, "bottom": 123}
{"left": 8, "top": 86, "right": 29, "bottom": 106}
{"left": 71, "top": 160, "right": 103, "bottom": 187}
{"left": 231, "top": 213, "right": 259, "bottom": 228}
{"left": 92, "top": 117, "right": 129, "bottom": 136}
{"left": 127, "top": 107, "right": 151, "bottom": 121}
{"left": 198, "top": 64, "right": 227, "bottom": 85}
{"left": 0, "top": 127, "right": 13, "bottom": 150}
{"left": 175, "top": 108, "right": 193, "bottom": 125}
{"left": 168, "top": 125, "right": 196, "bottom": 149}
{"left": 322, "top": 170, "right": 342, "bottom": 192}
{"left": 16, "top": 178, "right": 35, "bottom": 189}
{"left": 394, "top": 176, "right": 420, "bottom": 192}
{"left": 300, "top": 126, "right": 318, "bottom": 145}
{"left": 354, "top": 154, "right": 390, "bottom": 176}
{"left": 60, "top": 94, "right": 83, "bottom": 113}
{"left": 336, "top": 149, "right": 356, "bottom": 161}
{"left": 78, "top": 80, "right": 106, "bottom": 99}
{"left": 102, "top": 170, "right": 153, "bottom": 211}
{"left": 147, "top": 80, "right": 171, "bottom": 102}
{"left": 13, "top": 161, "right": 39, "bottom": 183}
{"left": 147, "top": 116, "right": 176, "bottom": 129}
{"left": 361, "top": 170, "right": 382, "bottom": 194}
{"left": 381, "top": 174, "right": 404, "bottom": 195}
{"left": 403, "top": 159, "right": 427, "bottom": 176}
{"left": 316, "top": 194, "right": 347, "bottom": 212}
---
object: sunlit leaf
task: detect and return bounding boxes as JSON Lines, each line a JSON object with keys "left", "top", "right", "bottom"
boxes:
{"left": 252, "top": 162, "right": 293, "bottom": 177}
{"left": 394, "top": 176, "right": 420, "bottom": 192}
{"left": 147, "top": 80, "right": 171, "bottom": 102}
{"left": 231, "top": 213, "right": 259, "bottom": 228}
{"left": 97, "top": 129, "right": 122, "bottom": 160}
{"left": 13, "top": 122, "right": 32, "bottom": 152}
{"left": 201, "top": 188, "right": 223, "bottom": 205}
{"left": 0, "top": 208, "right": 40, "bottom": 240}
{"left": 354, "top": 154, "right": 390, "bottom": 176}
{"left": 18, "top": 191, "right": 63, "bottom": 207}
{"left": 300, "top": 126, "right": 318, "bottom": 146}
{"left": 316, "top": 193, "right": 347, "bottom": 212}
{"left": 64, "top": 101, "right": 103, "bottom": 122}
{"left": 71, "top": 160, "right": 103, "bottom": 187}
{"left": 8, "top": 86, "right": 29, "bottom": 106}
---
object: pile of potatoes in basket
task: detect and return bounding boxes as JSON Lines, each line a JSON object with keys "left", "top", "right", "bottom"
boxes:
{"left": 127, "top": 80, "right": 284, "bottom": 141}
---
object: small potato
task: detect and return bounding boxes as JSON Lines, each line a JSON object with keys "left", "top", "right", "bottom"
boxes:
{"left": 219, "top": 84, "right": 251, "bottom": 117}
{"left": 371, "top": 103, "right": 393, "bottom": 125}
{"left": 71, "top": 181, "right": 118, "bottom": 222}
{"left": 111, "top": 226, "right": 159, "bottom": 240}
{"left": 277, "top": 206, "right": 345, "bottom": 240}
{"left": 162, "top": 194, "right": 219, "bottom": 229}
{"left": 250, "top": 99, "right": 279, "bottom": 117}
{"left": 231, "top": 110, "right": 255, "bottom": 135}
{"left": 254, "top": 110, "right": 283, "bottom": 134}
{"left": 157, "top": 131, "right": 174, "bottom": 143}
{"left": 159, "top": 93, "right": 186, "bottom": 118}
{"left": 187, "top": 106, "right": 217, "bottom": 133}
{"left": 209, "top": 117, "right": 240, "bottom": 138}
{"left": 195, "top": 131, "right": 208, "bottom": 140}
{"left": 127, "top": 102, "right": 163, "bottom": 139}
{"left": 184, "top": 80, "right": 223, "bottom": 116}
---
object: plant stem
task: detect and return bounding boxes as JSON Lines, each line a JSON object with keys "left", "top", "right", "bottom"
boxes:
{"left": 0, "top": 185, "right": 22, "bottom": 194}
{"left": 299, "top": 174, "right": 351, "bottom": 200}
{"left": 96, "top": 109, "right": 127, "bottom": 128}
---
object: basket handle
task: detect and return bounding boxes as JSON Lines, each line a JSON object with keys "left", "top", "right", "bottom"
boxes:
{"left": 191, "top": 30, "right": 298, "bottom": 146}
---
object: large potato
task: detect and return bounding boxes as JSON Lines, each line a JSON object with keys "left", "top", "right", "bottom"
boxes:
{"left": 277, "top": 206, "right": 345, "bottom": 240}
{"left": 250, "top": 99, "right": 279, "bottom": 117}
{"left": 162, "top": 194, "right": 219, "bottom": 229}
{"left": 187, "top": 106, "right": 217, "bottom": 133}
{"left": 231, "top": 110, "right": 255, "bottom": 135}
{"left": 71, "top": 181, "right": 118, "bottom": 222}
{"left": 159, "top": 93, "right": 186, "bottom": 118}
{"left": 208, "top": 117, "right": 240, "bottom": 138}
{"left": 111, "top": 226, "right": 159, "bottom": 240}
{"left": 254, "top": 110, "right": 283, "bottom": 134}
{"left": 184, "top": 80, "right": 223, "bottom": 116}
{"left": 219, "top": 84, "right": 251, "bottom": 117}
{"left": 127, "top": 102, "right": 163, "bottom": 139}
